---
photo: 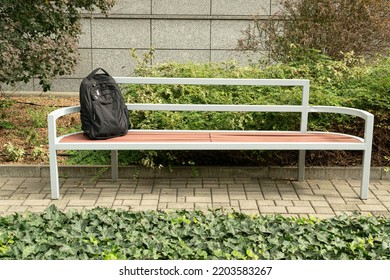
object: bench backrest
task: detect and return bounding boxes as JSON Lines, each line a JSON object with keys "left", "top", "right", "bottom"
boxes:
{"left": 114, "top": 77, "right": 311, "bottom": 132}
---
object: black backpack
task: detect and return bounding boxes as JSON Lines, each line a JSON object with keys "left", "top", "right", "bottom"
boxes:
{"left": 79, "top": 68, "right": 129, "bottom": 140}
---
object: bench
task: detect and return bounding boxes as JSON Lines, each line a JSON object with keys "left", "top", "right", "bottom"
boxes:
{"left": 48, "top": 77, "right": 374, "bottom": 200}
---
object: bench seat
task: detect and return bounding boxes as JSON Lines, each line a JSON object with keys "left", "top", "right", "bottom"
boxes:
{"left": 58, "top": 130, "right": 363, "bottom": 150}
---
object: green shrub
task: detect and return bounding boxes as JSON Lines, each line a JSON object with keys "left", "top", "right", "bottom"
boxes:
{"left": 0, "top": 206, "right": 389, "bottom": 260}
{"left": 67, "top": 53, "right": 390, "bottom": 168}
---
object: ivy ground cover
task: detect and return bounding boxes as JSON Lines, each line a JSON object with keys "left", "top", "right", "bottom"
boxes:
{"left": 1, "top": 206, "right": 389, "bottom": 260}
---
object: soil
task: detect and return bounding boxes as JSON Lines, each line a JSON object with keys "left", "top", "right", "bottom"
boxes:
{"left": 0, "top": 95, "right": 80, "bottom": 165}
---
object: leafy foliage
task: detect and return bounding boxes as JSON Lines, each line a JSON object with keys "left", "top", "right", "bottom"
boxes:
{"left": 64, "top": 50, "right": 389, "bottom": 168}
{"left": 0, "top": 0, "right": 116, "bottom": 91}
{"left": 0, "top": 206, "right": 389, "bottom": 260}
{"left": 118, "top": 53, "right": 390, "bottom": 168}
{"left": 237, "top": 0, "right": 390, "bottom": 61}
{"left": 2, "top": 142, "right": 25, "bottom": 162}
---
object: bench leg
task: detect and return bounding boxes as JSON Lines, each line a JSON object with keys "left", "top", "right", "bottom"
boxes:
{"left": 298, "top": 150, "right": 306, "bottom": 181}
{"left": 360, "top": 150, "right": 372, "bottom": 200}
{"left": 49, "top": 149, "right": 60, "bottom": 200}
{"left": 111, "top": 150, "right": 119, "bottom": 181}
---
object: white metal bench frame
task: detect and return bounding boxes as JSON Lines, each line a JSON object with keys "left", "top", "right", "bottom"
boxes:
{"left": 48, "top": 78, "right": 374, "bottom": 200}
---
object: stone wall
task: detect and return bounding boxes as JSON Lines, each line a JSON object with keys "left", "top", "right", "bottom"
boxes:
{"left": 13, "top": 0, "right": 281, "bottom": 93}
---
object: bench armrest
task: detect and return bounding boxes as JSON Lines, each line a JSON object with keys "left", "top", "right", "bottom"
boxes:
{"left": 48, "top": 106, "right": 81, "bottom": 141}
{"left": 309, "top": 106, "right": 374, "bottom": 143}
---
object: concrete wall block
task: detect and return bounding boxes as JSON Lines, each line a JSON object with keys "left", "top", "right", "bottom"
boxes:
{"left": 211, "top": 20, "right": 251, "bottom": 49}
{"left": 62, "top": 49, "right": 93, "bottom": 79}
{"left": 1, "top": 80, "right": 35, "bottom": 92}
{"left": 79, "top": 18, "right": 91, "bottom": 48}
{"left": 44, "top": 78, "right": 81, "bottom": 92}
{"left": 101, "top": 0, "right": 152, "bottom": 15}
{"left": 152, "top": 0, "right": 210, "bottom": 15}
{"left": 92, "top": 49, "right": 137, "bottom": 76}
{"left": 152, "top": 20, "right": 210, "bottom": 49}
{"left": 212, "top": 0, "right": 271, "bottom": 16}
{"left": 92, "top": 19, "right": 150, "bottom": 49}
{"left": 153, "top": 50, "right": 210, "bottom": 64}
{"left": 271, "top": 0, "right": 284, "bottom": 15}
{"left": 211, "top": 50, "right": 269, "bottom": 66}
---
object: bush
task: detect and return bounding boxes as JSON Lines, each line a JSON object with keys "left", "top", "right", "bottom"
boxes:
{"left": 1, "top": 206, "right": 389, "bottom": 260}
{"left": 237, "top": 0, "right": 390, "bottom": 61}
{"left": 67, "top": 53, "right": 390, "bottom": 168}
{"left": 120, "top": 53, "right": 389, "bottom": 168}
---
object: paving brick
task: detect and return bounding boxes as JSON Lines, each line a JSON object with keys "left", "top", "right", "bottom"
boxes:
{"left": 195, "top": 189, "right": 211, "bottom": 196}
{"left": 159, "top": 194, "right": 177, "bottom": 203}
{"left": 194, "top": 202, "right": 213, "bottom": 211}
{"left": 298, "top": 194, "right": 326, "bottom": 201}
{"left": 238, "top": 200, "right": 258, "bottom": 210}
{"left": 362, "top": 199, "right": 384, "bottom": 205}
{"left": 116, "top": 193, "right": 142, "bottom": 200}
{"left": 325, "top": 197, "right": 346, "bottom": 204}
{"left": 212, "top": 202, "right": 233, "bottom": 209}
{"left": 294, "top": 189, "right": 314, "bottom": 195}
{"left": 1, "top": 184, "right": 21, "bottom": 191}
{"left": 0, "top": 190, "right": 14, "bottom": 198}
{"left": 7, "top": 205, "right": 29, "bottom": 213}
{"left": 293, "top": 201, "right": 311, "bottom": 207}
{"left": 5, "top": 178, "right": 26, "bottom": 185}
{"left": 28, "top": 206, "right": 48, "bottom": 213}
{"left": 212, "top": 194, "right": 230, "bottom": 203}
{"left": 275, "top": 200, "right": 294, "bottom": 207}
{"left": 314, "top": 207, "right": 335, "bottom": 214}
{"left": 81, "top": 194, "right": 100, "bottom": 200}
{"left": 358, "top": 204, "right": 388, "bottom": 212}
{"left": 257, "top": 200, "right": 275, "bottom": 206}
{"left": 287, "top": 206, "right": 316, "bottom": 214}
{"left": 167, "top": 202, "right": 194, "bottom": 210}
{"left": 186, "top": 196, "right": 212, "bottom": 203}
{"left": 259, "top": 206, "right": 287, "bottom": 214}
{"left": 246, "top": 192, "right": 263, "bottom": 200}
{"left": 122, "top": 199, "right": 141, "bottom": 206}
{"left": 240, "top": 209, "right": 260, "bottom": 216}
{"left": 0, "top": 200, "right": 24, "bottom": 206}
{"left": 311, "top": 200, "right": 331, "bottom": 207}
{"left": 96, "top": 197, "right": 115, "bottom": 203}
{"left": 130, "top": 205, "right": 157, "bottom": 211}
{"left": 0, "top": 205, "right": 10, "bottom": 214}
{"left": 49, "top": 200, "right": 70, "bottom": 210}
{"left": 112, "top": 206, "right": 131, "bottom": 211}
{"left": 22, "top": 200, "right": 51, "bottom": 206}
{"left": 330, "top": 204, "right": 359, "bottom": 212}
{"left": 140, "top": 200, "right": 159, "bottom": 206}
{"left": 158, "top": 203, "right": 168, "bottom": 210}
{"left": 113, "top": 200, "right": 123, "bottom": 206}
{"left": 263, "top": 193, "right": 282, "bottom": 200}
{"left": 280, "top": 193, "right": 299, "bottom": 200}
{"left": 314, "top": 214, "right": 336, "bottom": 219}
{"left": 68, "top": 200, "right": 96, "bottom": 207}
{"left": 62, "top": 193, "right": 82, "bottom": 199}
{"left": 135, "top": 186, "right": 153, "bottom": 194}
{"left": 178, "top": 189, "right": 195, "bottom": 197}
{"left": 228, "top": 192, "right": 247, "bottom": 200}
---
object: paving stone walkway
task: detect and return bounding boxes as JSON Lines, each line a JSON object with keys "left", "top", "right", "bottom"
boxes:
{"left": 0, "top": 177, "right": 390, "bottom": 217}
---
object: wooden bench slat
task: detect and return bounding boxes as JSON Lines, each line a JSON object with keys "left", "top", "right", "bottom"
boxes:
{"left": 59, "top": 131, "right": 361, "bottom": 144}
